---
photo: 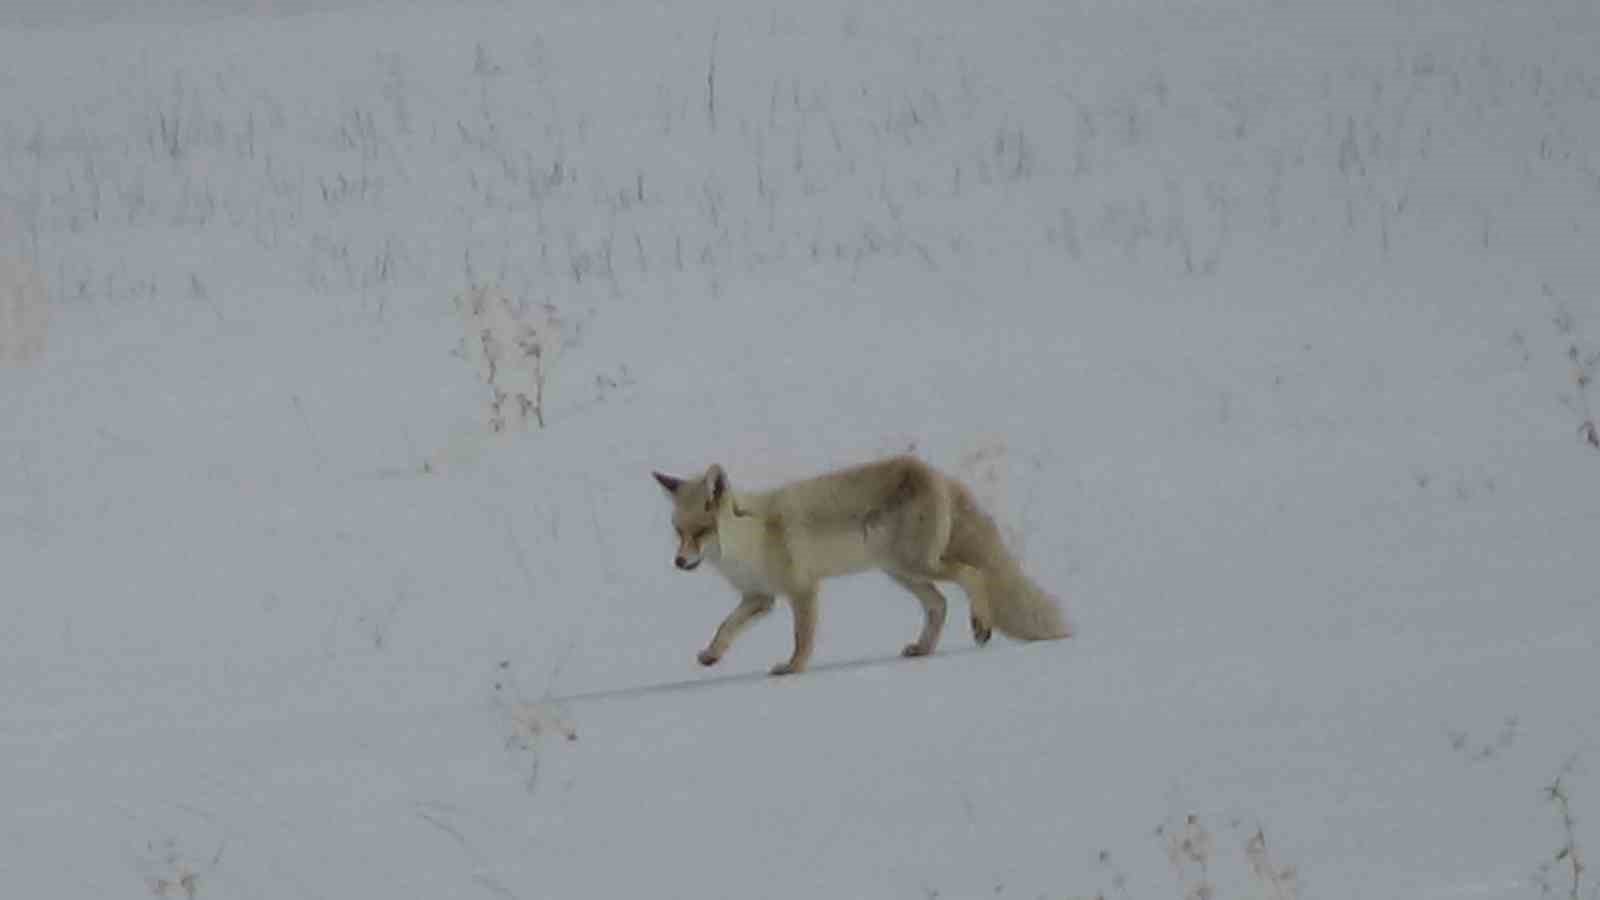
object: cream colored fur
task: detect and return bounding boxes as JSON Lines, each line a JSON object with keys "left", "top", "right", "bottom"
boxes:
{"left": 652, "top": 454, "right": 1072, "bottom": 676}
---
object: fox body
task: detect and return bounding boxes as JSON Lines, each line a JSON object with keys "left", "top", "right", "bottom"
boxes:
{"left": 652, "top": 454, "right": 1072, "bottom": 676}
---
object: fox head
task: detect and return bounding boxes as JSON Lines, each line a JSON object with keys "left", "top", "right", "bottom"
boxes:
{"left": 652, "top": 464, "right": 731, "bottom": 571}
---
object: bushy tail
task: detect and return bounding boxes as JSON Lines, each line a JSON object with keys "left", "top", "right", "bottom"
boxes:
{"left": 985, "top": 548, "right": 1074, "bottom": 641}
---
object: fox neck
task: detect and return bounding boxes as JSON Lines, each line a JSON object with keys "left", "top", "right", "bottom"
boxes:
{"left": 714, "top": 494, "right": 764, "bottom": 560}
{"left": 708, "top": 494, "right": 773, "bottom": 593}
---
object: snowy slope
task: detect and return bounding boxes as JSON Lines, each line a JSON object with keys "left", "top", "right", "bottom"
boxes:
{"left": 3, "top": 0, "right": 1599, "bottom": 897}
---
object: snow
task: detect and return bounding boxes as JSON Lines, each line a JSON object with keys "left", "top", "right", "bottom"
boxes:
{"left": 3, "top": 0, "right": 1599, "bottom": 896}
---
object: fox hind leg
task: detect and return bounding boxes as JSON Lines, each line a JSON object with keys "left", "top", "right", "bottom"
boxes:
{"left": 899, "top": 545, "right": 992, "bottom": 647}
{"left": 887, "top": 572, "right": 948, "bottom": 658}
{"left": 948, "top": 562, "right": 993, "bottom": 646}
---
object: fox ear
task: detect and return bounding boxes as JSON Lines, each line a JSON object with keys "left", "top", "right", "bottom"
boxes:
{"left": 705, "top": 464, "right": 727, "bottom": 503}
{"left": 652, "top": 471, "right": 684, "bottom": 495}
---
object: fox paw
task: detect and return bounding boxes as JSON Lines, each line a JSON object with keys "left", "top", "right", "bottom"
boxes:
{"left": 769, "top": 661, "right": 802, "bottom": 676}
{"left": 902, "top": 643, "right": 932, "bottom": 658}
{"left": 971, "top": 616, "right": 992, "bottom": 646}
{"left": 697, "top": 649, "right": 721, "bottom": 667}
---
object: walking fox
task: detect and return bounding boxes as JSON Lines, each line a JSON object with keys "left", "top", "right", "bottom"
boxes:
{"left": 652, "top": 454, "right": 1072, "bottom": 676}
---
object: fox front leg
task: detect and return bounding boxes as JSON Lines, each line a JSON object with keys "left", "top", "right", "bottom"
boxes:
{"left": 769, "top": 589, "right": 818, "bottom": 676}
{"left": 699, "top": 593, "right": 774, "bottom": 666}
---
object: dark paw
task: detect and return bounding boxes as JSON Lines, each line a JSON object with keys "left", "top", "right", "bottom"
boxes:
{"left": 697, "top": 649, "right": 721, "bottom": 667}
{"left": 971, "top": 616, "right": 992, "bottom": 646}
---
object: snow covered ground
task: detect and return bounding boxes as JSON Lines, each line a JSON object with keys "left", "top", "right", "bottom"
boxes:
{"left": 3, "top": 0, "right": 1599, "bottom": 896}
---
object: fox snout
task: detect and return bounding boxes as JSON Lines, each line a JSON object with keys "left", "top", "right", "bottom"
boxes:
{"left": 653, "top": 467, "right": 722, "bottom": 573}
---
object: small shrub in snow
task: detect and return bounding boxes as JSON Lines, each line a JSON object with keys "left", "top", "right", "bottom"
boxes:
{"left": 1534, "top": 755, "right": 1590, "bottom": 900}
{"left": 1159, "top": 813, "right": 1216, "bottom": 900}
{"left": 0, "top": 257, "right": 49, "bottom": 365}
{"left": 1243, "top": 826, "right": 1300, "bottom": 900}
{"left": 1549, "top": 293, "right": 1599, "bottom": 454}
{"left": 452, "top": 282, "right": 568, "bottom": 433}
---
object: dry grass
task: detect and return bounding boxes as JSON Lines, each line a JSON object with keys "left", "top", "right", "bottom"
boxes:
{"left": 0, "top": 256, "right": 49, "bottom": 365}
{"left": 452, "top": 282, "right": 570, "bottom": 435}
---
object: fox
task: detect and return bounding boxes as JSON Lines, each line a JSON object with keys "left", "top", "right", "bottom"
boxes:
{"left": 651, "top": 453, "right": 1073, "bottom": 676}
